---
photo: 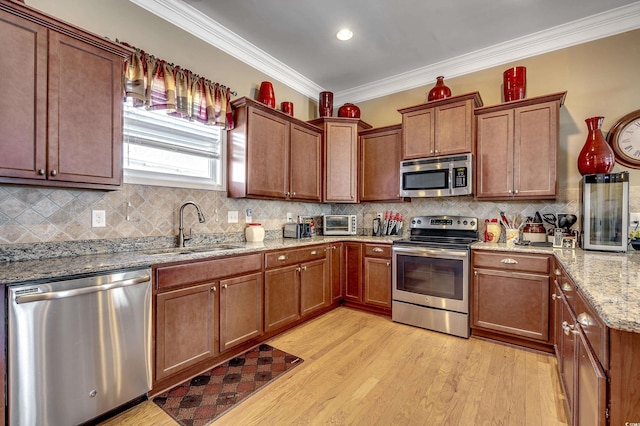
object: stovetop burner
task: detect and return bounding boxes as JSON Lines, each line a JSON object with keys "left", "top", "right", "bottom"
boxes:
{"left": 394, "top": 215, "right": 479, "bottom": 248}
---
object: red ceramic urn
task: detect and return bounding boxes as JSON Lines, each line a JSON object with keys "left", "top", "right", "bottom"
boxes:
{"left": 257, "top": 81, "right": 275, "bottom": 108}
{"left": 338, "top": 103, "right": 360, "bottom": 118}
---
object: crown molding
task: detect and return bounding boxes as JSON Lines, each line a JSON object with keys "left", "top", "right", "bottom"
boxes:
{"left": 130, "top": 0, "right": 640, "bottom": 106}
{"left": 128, "top": 0, "right": 324, "bottom": 98}
{"left": 334, "top": 2, "right": 640, "bottom": 105}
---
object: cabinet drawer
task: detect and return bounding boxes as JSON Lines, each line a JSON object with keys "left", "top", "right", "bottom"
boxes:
{"left": 555, "top": 266, "right": 578, "bottom": 313}
{"left": 576, "top": 290, "right": 608, "bottom": 369}
{"left": 364, "top": 243, "right": 391, "bottom": 258}
{"left": 156, "top": 253, "right": 263, "bottom": 290}
{"left": 265, "top": 245, "right": 327, "bottom": 269}
{"left": 473, "top": 251, "right": 549, "bottom": 274}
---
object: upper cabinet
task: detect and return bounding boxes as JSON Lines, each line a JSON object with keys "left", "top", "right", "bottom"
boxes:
{"left": 475, "top": 92, "right": 566, "bottom": 200}
{"left": 359, "top": 124, "right": 403, "bottom": 202}
{"left": 309, "top": 117, "right": 372, "bottom": 203}
{"left": 0, "top": 1, "right": 131, "bottom": 189}
{"left": 228, "top": 97, "right": 323, "bottom": 202}
{"left": 398, "top": 92, "right": 483, "bottom": 160}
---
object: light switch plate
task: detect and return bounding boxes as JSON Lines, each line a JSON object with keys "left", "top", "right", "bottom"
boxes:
{"left": 92, "top": 210, "right": 106, "bottom": 227}
{"left": 631, "top": 212, "right": 640, "bottom": 226}
{"left": 228, "top": 210, "right": 238, "bottom": 223}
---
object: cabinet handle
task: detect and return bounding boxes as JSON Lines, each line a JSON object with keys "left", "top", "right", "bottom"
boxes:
{"left": 500, "top": 258, "right": 518, "bottom": 264}
{"left": 222, "top": 284, "right": 228, "bottom": 289}
{"left": 561, "top": 283, "right": 572, "bottom": 292}
{"left": 508, "top": 190, "right": 513, "bottom": 194}
{"left": 551, "top": 293, "right": 559, "bottom": 300}
{"left": 50, "top": 169, "right": 58, "bottom": 177}
{"left": 211, "top": 286, "right": 217, "bottom": 292}
{"left": 562, "top": 321, "right": 576, "bottom": 336}
{"left": 554, "top": 268, "right": 561, "bottom": 276}
{"left": 386, "top": 261, "right": 390, "bottom": 266}
{"left": 291, "top": 192, "right": 296, "bottom": 196}
{"left": 285, "top": 191, "right": 290, "bottom": 197}
{"left": 310, "top": 250, "right": 318, "bottom": 255}
{"left": 296, "top": 267, "right": 301, "bottom": 272}
{"left": 372, "top": 247, "right": 384, "bottom": 253}
{"left": 278, "top": 255, "right": 288, "bottom": 261}
{"left": 577, "top": 312, "right": 594, "bottom": 327}
{"left": 302, "top": 266, "right": 307, "bottom": 271}
{"left": 38, "top": 169, "right": 46, "bottom": 176}
{"left": 474, "top": 270, "right": 478, "bottom": 276}
{"left": 332, "top": 245, "right": 337, "bottom": 250}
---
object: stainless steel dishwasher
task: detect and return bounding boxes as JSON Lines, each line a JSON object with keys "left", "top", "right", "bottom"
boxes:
{"left": 8, "top": 268, "right": 152, "bottom": 426}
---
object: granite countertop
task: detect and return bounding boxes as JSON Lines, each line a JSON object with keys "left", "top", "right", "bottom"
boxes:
{"left": 0, "top": 236, "right": 397, "bottom": 285}
{"left": 473, "top": 242, "right": 640, "bottom": 334}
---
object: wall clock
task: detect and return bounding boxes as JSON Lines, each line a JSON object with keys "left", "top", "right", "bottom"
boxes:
{"left": 607, "top": 109, "right": 640, "bottom": 169}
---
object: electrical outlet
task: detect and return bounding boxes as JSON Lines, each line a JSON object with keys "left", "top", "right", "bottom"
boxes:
{"left": 631, "top": 212, "right": 640, "bottom": 226}
{"left": 376, "top": 212, "right": 383, "bottom": 219}
{"left": 91, "top": 210, "right": 106, "bottom": 228}
{"left": 228, "top": 210, "right": 238, "bottom": 223}
{"left": 245, "top": 208, "right": 252, "bottom": 223}
{"left": 286, "top": 212, "right": 292, "bottom": 222}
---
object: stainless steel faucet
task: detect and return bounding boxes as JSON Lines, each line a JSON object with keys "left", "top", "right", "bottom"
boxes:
{"left": 178, "top": 201, "right": 206, "bottom": 247}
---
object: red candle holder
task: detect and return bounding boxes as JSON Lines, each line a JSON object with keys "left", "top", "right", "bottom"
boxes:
{"left": 319, "top": 91, "right": 333, "bottom": 117}
{"left": 503, "top": 67, "right": 526, "bottom": 102}
{"left": 281, "top": 102, "right": 294, "bottom": 116}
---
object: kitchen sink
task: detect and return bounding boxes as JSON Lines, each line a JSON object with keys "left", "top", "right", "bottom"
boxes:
{"left": 144, "top": 244, "right": 244, "bottom": 257}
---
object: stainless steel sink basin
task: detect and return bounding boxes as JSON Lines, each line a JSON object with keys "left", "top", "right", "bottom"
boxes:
{"left": 144, "top": 244, "right": 244, "bottom": 256}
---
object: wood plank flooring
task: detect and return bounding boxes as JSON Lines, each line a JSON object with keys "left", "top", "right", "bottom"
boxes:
{"left": 101, "top": 307, "right": 569, "bottom": 425}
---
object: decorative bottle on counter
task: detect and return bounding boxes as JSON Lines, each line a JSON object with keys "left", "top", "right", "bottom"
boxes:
{"left": 245, "top": 223, "right": 265, "bottom": 242}
{"left": 577, "top": 116, "right": 615, "bottom": 175}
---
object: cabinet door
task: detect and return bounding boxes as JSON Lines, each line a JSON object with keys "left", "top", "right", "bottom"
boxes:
{"left": 324, "top": 121, "right": 358, "bottom": 202}
{"left": 156, "top": 283, "right": 218, "bottom": 380}
{"left": 552, "top": 279, "right": 564, "bottom": 370}
{"left": 329, "top": 243, "right": 344, "bottom": 303}
{"left": 0, "top": 11, "right": 47, "bottom": 180}
{"left": 300, "top": 258, "right": 329, "bottom": 317}
{"left": 434, "top": 99, "right": 473, "bottom": 155}
{"left": 343, "top": 242, "right": 363, "bottom": 303}
{"left": 246, "top": 107, "right": 290, "bottom": 199}
{"left": 473, "top": 268, "right": 549, "bottom": 341}
{"left": 575, "top": 329, "right": 607, "bottom": 426}
{"left": 360, "top": 126, "right": 402, "bottom": 202}
{"left": 402, "top": 107, "right": 434, "bottom": 159}
{"left": 264, "top": 265, "right": 300, "bottom": 333}
{"left": 513, "top": 102, "right": 558, "bottom": 198}
{"left": 219, "top": 272, "right": 263, "bottom": 352}
{"left": 476, "top": 109, "right": 514, "bottom": 198}
{"left": 290, "top": 123, "right": 322, "bottom": 201}
{"left": 48, "top": 31, "right": 123, "bottom": 185}
{"left": 363, "top": 257, "right": 391, "bottom": 308}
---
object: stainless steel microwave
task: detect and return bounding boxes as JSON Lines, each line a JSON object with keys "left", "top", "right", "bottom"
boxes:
{"left": 399, "top": 153, "right": 473, "bottom": 197}
{"left": 323, "top": 215, "right": 357, "bottom": 236}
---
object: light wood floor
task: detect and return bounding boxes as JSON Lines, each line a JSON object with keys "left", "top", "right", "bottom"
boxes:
{"left": 101, "top": 307, "right": 569, "bottom": 425}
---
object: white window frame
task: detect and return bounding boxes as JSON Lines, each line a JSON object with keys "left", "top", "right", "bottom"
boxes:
{"left": 122, "top": 102, "right": 227, "bottom": 191}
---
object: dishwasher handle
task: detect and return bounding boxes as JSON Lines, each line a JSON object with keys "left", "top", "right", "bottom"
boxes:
{"left": 15, "top": 275, "right": 151, "bottom": 304}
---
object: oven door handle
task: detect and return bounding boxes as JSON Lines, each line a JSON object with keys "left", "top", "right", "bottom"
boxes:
{"left": 392, "top": 245, "right": 469, "bottom": 259}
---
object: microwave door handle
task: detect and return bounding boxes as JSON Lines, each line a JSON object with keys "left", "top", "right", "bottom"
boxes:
{"left": 448, "top": 163, "right": 453, "bottom": 195}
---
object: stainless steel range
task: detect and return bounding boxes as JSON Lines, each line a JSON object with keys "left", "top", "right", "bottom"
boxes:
{"left": 392, "top": 215, "right": 478, "bottom": 338}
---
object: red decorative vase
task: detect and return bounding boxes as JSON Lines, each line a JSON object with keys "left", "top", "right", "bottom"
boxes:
{"left": 319, "top": 91, "right": 333, "bottom": 117}
{"left": 427, "top": 76, "right": 451, "bottom": 101}
{"left": 338, "top": 103, "right": 360, "bottom": 118}
{"left": 503, "top": 66, "right": 526, "bottom": 102}
{"left": 257, "top": 81, "right": 275, "bottom": 108}
{"left": 281, "top": 101, "right": 294, "bottom": 116}
{"left": 577, "top": 116, "right": 615, "bottom": 175}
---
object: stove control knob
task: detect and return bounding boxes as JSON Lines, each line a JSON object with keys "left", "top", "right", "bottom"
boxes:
{"left": 470, "top": 220, "right": 475, "bottom": 226}
{"left": 416, "top": 219, "right": 421, "bottom": 224}
{"left": 463, "top": 220, "right": 468, "bottom": 225}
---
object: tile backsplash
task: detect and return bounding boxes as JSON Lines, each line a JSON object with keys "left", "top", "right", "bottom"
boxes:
{"left": 1, "top": 183, "right": 638, "bottom": 246}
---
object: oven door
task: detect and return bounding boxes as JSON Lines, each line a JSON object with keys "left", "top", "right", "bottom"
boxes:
{"left": 392, "top": 245, "right": 469, "bottom": 314}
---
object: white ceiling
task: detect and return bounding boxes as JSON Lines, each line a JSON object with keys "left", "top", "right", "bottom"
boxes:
{"left": 131, "top": 0, "right": 640, "bottom": 105}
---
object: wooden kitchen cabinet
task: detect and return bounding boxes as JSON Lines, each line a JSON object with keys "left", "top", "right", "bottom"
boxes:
{"left": 359, "top": 124, "right": 403, "bottom": 202}
{"left": 398, "top": 92, "right": 482, "bottom": 160}
{"left": 343, "top": 242, "right": 363, "bottom": 303}
{"left": 471, "top": 250, "right": 552, "bottom": 352}
{"left": 155, "top": 282, "right": 218, "bottom": 381}
{"left": 309, "top": 117, "right": 372, "bottom": 203}
{"left": 475, "top": 92, "right": 566, "bottom": 200}
{"left": 228, "top": 97, "right": 322, "bottom": 201}
{"left": 328, "top": 243, "right": 344, "bottom": 303}
{"left": 343, "top": 242, "right": 392, "bottom": 314}
{"left": 0, "top": 2, "right": 130, "bottom": 189}
{"left": 219, "top": 272, "right": 264, "bottom": 352}
{"left": 264, "top": 245, "right": 330, "bottom": 334}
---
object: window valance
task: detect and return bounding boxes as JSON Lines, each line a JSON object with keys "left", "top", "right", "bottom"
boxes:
{"left": 121, "top": 42, "right": 235, "bottom": 129}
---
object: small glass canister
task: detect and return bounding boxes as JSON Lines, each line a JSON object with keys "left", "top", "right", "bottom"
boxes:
{"left": 245, "top": 223, "right": 265, "bottom": 242}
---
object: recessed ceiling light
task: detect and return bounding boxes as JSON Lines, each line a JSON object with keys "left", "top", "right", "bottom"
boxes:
{"left": 336, "top": 29, "right": 353, "bottom": 41}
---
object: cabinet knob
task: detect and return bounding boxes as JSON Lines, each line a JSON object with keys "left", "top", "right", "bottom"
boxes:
{"left": 562, "top": 321, "right": 576, "bottom": 336}
{"left": 291, "top": 192, "right": 296, "bottom": 196}
{"left": 577, "top": 312, "right": 594, "bottom": 327}
{"left": 296, "top": 267, "right": 301, "bottom": 272}
{"left": 386, "top": 261, "right": 390, "bottom": 266}
{"left": 474, "top": 270, "right": 478, "bottom": 276}
{"left": 551, "top": 293, "right": 559, "bottom": 300}
{"left": 50, "top": 169, "right": 58, "bottom": 177}
{"left": 500, "top": 258, "right": 518, "bottom": 264}
{"left": 38, "top": 168, "right": 46, "bottom": 176}
{"left": 278, "top": 255, "right": 288, "bottom": 261}
{"left": 310, "top": 250, "right": 318, "bottom": 255}
{"left": 561, "top": 283, "right": 572, "bottom": 292}
{"left": 222, "top": 284, "right": 228, "bottom": 289}
{"left": 372, "top": 247, "right": 383, "bottom": 253}
{"left": 211, "top": 286, "right": 217, "bottom": 292}
{"left": 302, "top": 266, "right": 307, "bottom": 271}
{"left": 554, "top": 268, "right": 561, "bottom": 276}
{"left": 508, "top": 190, "right": 513, "bottom": 194}
{"left": 286, "top": 191, "right": 290, "bottom": 197}
{"left": 514, "top": 190, "right": 519, "bottom": 194}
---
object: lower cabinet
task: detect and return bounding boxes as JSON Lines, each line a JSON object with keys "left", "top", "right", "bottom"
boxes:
{"left": 155, "top": 283, "right": 218, "bottom": 381}
{"left": 328, "top": 243, "right": 343, "bottom": 303}
{"left": 344, "top": 242, "right": 363, "bottom": 303}
{"left": 219, "top": 272, "right": 264, "bottom": 352}
{"left": 264, "top": 244, "right": 330, "bottom": 334}
{"left": 343, "top": 242, "right": 392, "bottom": 313}
{"left": 471, "top": 250, "right": 552, "bottom": 352}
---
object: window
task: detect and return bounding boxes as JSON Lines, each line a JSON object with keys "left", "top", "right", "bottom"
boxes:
{"left": 122, "top": 101, "right": 226, "bottom": 190}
